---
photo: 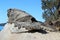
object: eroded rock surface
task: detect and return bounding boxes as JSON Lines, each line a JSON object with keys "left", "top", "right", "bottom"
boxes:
{"left": 0, "top": 23, "right": 60, "bottom": 40}
{"left": 7, "top": 8, "right": 60, "bottom": 33}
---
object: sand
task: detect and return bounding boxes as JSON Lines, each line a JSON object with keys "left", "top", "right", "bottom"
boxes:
{"left": 0, "top": 23, "right": 60, "bottom": 40}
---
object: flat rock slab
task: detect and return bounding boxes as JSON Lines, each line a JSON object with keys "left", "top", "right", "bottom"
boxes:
{"left": 0, "top": 23, "right": 60, "bottom": 40}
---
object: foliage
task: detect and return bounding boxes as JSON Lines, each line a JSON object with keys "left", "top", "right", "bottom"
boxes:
{"left": 41, "top": 0, "right": 60, "bottom": 22}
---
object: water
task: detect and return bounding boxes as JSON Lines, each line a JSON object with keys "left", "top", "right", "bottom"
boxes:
{"left": 0, "top": 26, "right": 3, "bottom": 31}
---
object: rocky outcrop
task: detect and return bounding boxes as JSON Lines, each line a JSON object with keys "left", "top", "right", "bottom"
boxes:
{"left": 7, "top": 8, "right": 59, "bottom": 33}
{"left": 7, "top": 8, "right": 37, "bottom": 23}
{"left": 0, "top": 8, "right": 60, "bottom": 40}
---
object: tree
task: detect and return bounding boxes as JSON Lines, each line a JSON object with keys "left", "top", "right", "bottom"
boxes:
{"left": 41, "top": 0, "right": 60, "bottom": 23}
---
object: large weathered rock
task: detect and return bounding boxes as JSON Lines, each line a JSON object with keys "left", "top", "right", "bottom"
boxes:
{"left": 0, "top": 8, "right": 60, "bottom": 40}
{"left": 7, "top": 8, "right": 59, "bottom": 32}
{"left": 7, "top": 8, "right": 37, "bottom": 23}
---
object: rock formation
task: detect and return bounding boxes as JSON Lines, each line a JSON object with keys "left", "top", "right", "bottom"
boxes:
{"left": 0, "top": 8, "right": 60, "bottom": 40}
{"left": 7, "top": 8, "right": 59, "bottom": 33}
